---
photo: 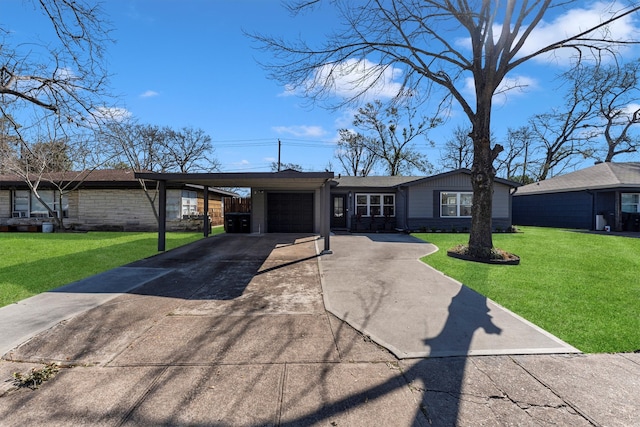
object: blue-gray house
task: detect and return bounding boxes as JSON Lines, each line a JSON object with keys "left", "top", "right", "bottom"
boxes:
{"left": 330, "top": 169, "right": 519, "bottom": 232}
{"left": 512, "top": 162, "right": 640, "bottom": 231}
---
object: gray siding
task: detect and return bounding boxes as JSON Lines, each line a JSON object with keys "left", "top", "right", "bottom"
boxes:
{"left": 251, "top": 190, "right": 266, "bottom": 233}
{"left": 405, "top": 176, "right": 512, "bottom": 231}
{"left": 395, "top": 188, "right": 408, "bottom": 229}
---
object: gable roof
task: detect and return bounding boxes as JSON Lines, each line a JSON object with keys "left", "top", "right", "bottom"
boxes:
{"left": 332, "top": 169, "right": 520, "bottom": 189}
{"left": 403, "top": 168, "right": 520, "bottom": 188}
{"left": 332, "top": 175, "right": 422, "bottom": 188}
{"left": 514, "top": 162, "right": 640, "bottom": 196}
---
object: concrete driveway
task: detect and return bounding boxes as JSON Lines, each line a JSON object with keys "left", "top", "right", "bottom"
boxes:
{"left": 319, "top": 233, "right": 579, "bottom": 358}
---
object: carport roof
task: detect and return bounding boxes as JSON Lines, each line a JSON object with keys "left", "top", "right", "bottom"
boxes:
{"left": 135, "top": 170, "right": 334, "bottom": 190}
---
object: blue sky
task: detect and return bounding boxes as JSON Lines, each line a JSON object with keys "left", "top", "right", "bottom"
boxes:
{"left": 4, "top": 1, "right": 640, "bottom": 174}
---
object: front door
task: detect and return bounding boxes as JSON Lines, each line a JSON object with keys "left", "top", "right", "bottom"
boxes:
{"left": 331, "top": 195, "right": 347, "bottom": 228}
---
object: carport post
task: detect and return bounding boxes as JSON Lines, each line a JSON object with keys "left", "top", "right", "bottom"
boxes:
{"left": 203, "top": 186, "right": 210, "bottom": 237}
{"left": 323, "top": 181, "right": 331, "bottom": 252}
{"left": 158, "top": 180, "right": 166, "bottom": 251}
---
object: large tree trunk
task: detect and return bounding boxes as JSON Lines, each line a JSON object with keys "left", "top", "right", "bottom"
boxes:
{"left": 468, "top": 93, "right": 503, "bottom": 259}
{"left": 469, "top": 137, "right": 496, "bottom": 259}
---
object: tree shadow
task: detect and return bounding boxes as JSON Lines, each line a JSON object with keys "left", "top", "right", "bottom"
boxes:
{"left": 1, "top": 233, "right": 503, "bottom": 426}
{"left": 278, "top": 285, "right": 502, "bottom": 426}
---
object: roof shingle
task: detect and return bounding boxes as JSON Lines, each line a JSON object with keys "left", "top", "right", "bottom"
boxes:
{"left": 515, "top": 162, "right": 640, "bottom": 195}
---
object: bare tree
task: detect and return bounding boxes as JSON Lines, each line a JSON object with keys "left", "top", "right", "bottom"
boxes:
{"left": 334, "top": 129, "right": 378, "bottom": 176}
{"left": 352, "top": 100, "right": 435, "bottom": 176}
{"left": 96, "top": 118, "right": 162, "bottom": 221}
{"left": 0, "top": 1, "right": 114, "bottom": 229}
{"left": 0, "top": 115, "right": 20, "bottom": 173}
{"left": 438, "top": 125, "right": 473, "bottom": 171}
{"left": 581, "top": 60, "right": 640, "bottom": 162}
{"left": 528, "top": 101, "right": 599, "bottom": 181}
{"left": 0, "top": 0, "right": 112, "bottom": 125}
{"left": 496, "top": 126, "right": 535, "bottom": 184}
{"left": 270, "top": 161, "right": 303, "bottom": 172}
{"left": 253, "top": 0, "right": 640, "bottom": 258}
{"left": 20, "top": 139, "right": 73, "bottom": 173}
{"left": 163, "top": 126, "right": 220, "bottom": 173}
{"left": 0, "top": 115, "right": 107, "bottom": 229}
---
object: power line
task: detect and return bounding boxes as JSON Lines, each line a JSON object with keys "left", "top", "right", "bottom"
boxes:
{"left": 211, "top": 138, "right": 336, "bottom": 148}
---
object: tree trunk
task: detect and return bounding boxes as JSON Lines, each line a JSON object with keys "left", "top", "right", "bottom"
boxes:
{"left": 467, "top": 87, "right": 503, "bottom": 259}
{"left": 468, "top": 136, "right": 496, "bottom": 259}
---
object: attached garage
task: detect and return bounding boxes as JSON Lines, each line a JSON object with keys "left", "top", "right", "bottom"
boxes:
{"left": 267, "top": 192, "right": 314, "bottom": 233}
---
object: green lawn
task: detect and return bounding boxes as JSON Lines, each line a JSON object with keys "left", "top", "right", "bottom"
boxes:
{"left": 0, "top": 227, "right": 225, "bottom": 308}
{"left": 415, "top": 226, "right": 640, "bottom": 354}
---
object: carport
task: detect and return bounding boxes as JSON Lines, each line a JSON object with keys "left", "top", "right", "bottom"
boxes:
{"left": 135, "top": 170, "right": 334, "bottom": 252}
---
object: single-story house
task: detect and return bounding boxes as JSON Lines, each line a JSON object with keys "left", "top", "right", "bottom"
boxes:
{"left": 0, "top": 169, "right": 236, "bottom": 232}
{"left": 134, "top": 168, "right": 518, "bottom": 250}
{"left": 129, "top": 168, "right": 519, "bottom": 251}
{"left": 330, "top": 169, "right": 519, "bottom": 233}
{"left": 512, "top": 162, "right": 640, "bottom": 231}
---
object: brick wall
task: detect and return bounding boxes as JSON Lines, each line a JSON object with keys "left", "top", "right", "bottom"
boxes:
{"left": 2, "top": 187, "right": 221, "bottom": 232}
{"left": 73, "top": 188, "right": 159, "bottom": 231}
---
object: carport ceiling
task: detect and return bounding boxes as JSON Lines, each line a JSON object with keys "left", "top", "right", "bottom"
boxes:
{"left": 135, "top": 170, "right": 334, "bottom": 190}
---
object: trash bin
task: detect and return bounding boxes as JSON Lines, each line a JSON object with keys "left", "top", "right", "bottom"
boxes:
{"left": 239, "top": 214, "right": 250, "bottom": 233}
{"left": 225, "top": 214, "right": 238, "bottom": 233}
{"left": 42, "top": 222, "right": 54, "bottom": 233}
{"left": 595, "top": 214, "right": 606, "bottom": 231}
{"left": 225, "top": 213, "right": 251, "bottom": 233}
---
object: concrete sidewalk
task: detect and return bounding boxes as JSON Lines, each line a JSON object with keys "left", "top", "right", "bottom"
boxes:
{"left": 0, "top": 233, "right": 638, "bottom": 426}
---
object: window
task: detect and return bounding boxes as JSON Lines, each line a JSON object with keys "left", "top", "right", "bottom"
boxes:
{"left": 12, "top": 191, "right": 29, "bottom": 217}
{"left": 355, "top": 193, "right": 395, "bottom": 217}
{"left": 441, "top": 192, "right": 472, "bottom": 217}
{"left": 12, "top": 190, "right": 68, "bottom": 218}
{"left": 181, "top": 190, "right": 198, "bottom": 216}
{"left": 622, "top": 193, "right": 640, "bottom": 213}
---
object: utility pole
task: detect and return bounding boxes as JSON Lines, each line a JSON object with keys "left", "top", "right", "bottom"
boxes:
{"left": 277, "top": 139, "right": 281, "bottom": 172}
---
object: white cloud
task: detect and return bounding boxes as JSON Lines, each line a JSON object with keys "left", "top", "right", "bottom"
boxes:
{"left": 93, "top": 106, "right": 132, "bottom": 122}
{"left": 622, "top": 103, "right": 640, "bottom": 116}
{"left": 272, "top": 125, "right": 327, "bottom": 138}
{"left": 283, "top": 58, "right": 405, "bottom": 100}
{"left": 317, "top": 58, "right": 403, "bottom": 100}
{"left": 264, "top": 157, "right": 277, "bottom": 162}
{"left": 519, "top": 1, "right": 639, "bottom": 63}
{"left": 140, "top": 90, "right": 159, "bottom": 98}
{"left": 456, "top": 2, "right": 639, "bottom": 65}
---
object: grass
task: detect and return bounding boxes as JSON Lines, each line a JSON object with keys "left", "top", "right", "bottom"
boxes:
{"left": 414, "top": 226, "right": 640, "bottom": 354}
{"left": 0, "top": 226, "right": 225, "bottom": 308}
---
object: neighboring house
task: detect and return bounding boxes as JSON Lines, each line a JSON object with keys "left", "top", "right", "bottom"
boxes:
{"left": 0, "top": 169, "right": 235, "bottom": 232}
{"left": 331, "top": 169, "right": 519, "bottom": 232}
{"left": 512, "top": 162, "right": 640, "bottom": 232}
